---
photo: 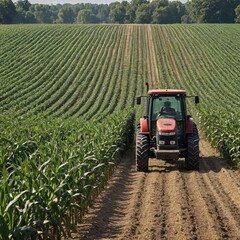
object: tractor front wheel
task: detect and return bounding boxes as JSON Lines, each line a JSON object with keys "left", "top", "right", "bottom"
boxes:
{"left": 136, "top": 129, "right": 149, "bottom": 172}
{"left": 185, "top": 123, "right": 199, "bottom": 170}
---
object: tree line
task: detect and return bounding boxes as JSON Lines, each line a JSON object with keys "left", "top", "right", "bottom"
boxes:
{"left": 1, "top": 0, "right": 240, "bottom": 24}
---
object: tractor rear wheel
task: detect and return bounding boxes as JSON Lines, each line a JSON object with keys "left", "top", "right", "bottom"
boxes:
{"left": 185, "top": 123, "right": 199, "bottom": 170}
{"left": 136, "top": 128, "right": 149, "bottom": 172}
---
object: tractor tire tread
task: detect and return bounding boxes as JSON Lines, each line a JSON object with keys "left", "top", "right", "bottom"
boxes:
{"left": 136, "top": 128, "right": 149, "bottom": 172}
{"left": 186, "top": 122, "right": 199, "bottom": 170}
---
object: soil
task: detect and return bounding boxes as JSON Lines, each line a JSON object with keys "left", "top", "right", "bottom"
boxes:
{"left": 160, "top": 27, "right": 181, "bottom": 82}
{"left": 66, "top": 136, "right": 240, "bottom": 240}
{"left": 146, "top": 25, "right": 159, "bottom": 86}
{"left": 124, "top": 25, "right": 133, "bottom": 67}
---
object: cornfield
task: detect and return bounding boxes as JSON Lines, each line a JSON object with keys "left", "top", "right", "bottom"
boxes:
{"left": 0, "top": 24, "right": 239, "bottom": 238}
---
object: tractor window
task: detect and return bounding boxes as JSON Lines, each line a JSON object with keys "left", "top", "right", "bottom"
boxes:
{"left": 152, "top": 95, "right": 184, "bottom": 121}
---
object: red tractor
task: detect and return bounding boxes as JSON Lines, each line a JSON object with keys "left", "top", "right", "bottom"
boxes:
{"left": 136, "top": 85, "right": 200, "bottom": 171}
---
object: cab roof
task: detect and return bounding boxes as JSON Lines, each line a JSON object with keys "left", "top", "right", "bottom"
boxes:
{"left": 148, "top": 89, "right": 186, "bottom": 95}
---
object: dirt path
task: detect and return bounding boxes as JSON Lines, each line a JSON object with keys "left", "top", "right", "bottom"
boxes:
{"left": 160, "top": 26, "right": 181, "bottom": 82}
{"left": 124, "top": 25, "right": 133, "bottom": 67}
{"left": 68, "top": 137, "right": 240, "bottom": 240}
{"left": 145, "top": 25, "right": 159, "bottom": 87}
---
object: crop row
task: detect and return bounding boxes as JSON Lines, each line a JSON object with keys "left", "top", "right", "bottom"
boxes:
{"left": 0, "top": 25, "right": 143, "bottom": 120}
{"left": 0, "top": 109, "right": 134, "bottom": 239}
{"left": 198, "top": 109, "right": 240, "bottom": 167}
{"left": 0, "top": 24, "right": 240, "bottom": 238}
{"left": 0, "top": 25, "right": 239, "bottom": 117}
{"left": 1, "top": 24, "right": 240, "bottom": 160}
{"left": 151, "top": 25, "right": 240, "bottom": 107}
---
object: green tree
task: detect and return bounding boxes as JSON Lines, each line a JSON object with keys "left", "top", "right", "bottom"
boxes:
{"left": 168, "top": 1, "right": 186, "bottom": 23}
{"left": 31, "top": 4, "right": 52, "bottom": 23}
{"left": 223, "top": 0, "right": 240, "bottom": 23}
{"left": 14, "top": 0, "right": 35, "bottom": 23}
{"left": 151, "top": 0, "right": 169, "bottom": 24}
{"left": 151, "top": 0, "right": 169, "bottom": 8}
{"left": 76, "top": 9, "right": 91, "bottom": 23}
{"left": 187, "top": 0, "right": 240, "bottom": 23}
{"left": 181, "top": 1, "right": 193, "bottom": 23}
{"left": 16, "top": 0, "right": 31, "bottom": 11}
{"left": 135, "top": 2, "right": 152, "bottom": 23}
{"left": 97, "top": 4, "right": 109, "bottom": 23}
{"left": 186, "top": 0, "right": 204, "bottom": 23}
{"left": 235, "top": 4, "right": 240, "bottom": 22}
{"left": 109, "top": 2, "right": 126, "bottom": 23}
{"left": 152, "top": 6, "right": 169, "bottom": 23}
{"left": 151, "top": 0, "right": 185, "bottom": 24}
{"left": 131, "top": 0, "right": 149, "bottom": 8}
{"left": 0, "top": 0, "right": 16, "bottom": 23}
{"left": 125, "top": 1, "right": 135, "bottom": 23}
{"left": 126, "top": 0, "right": 148, "bottom": 22}
{"left": 76, "top": 9, "right": 98, "bottom": 23}
{"left": 57, "top": 5, "right": 75, "bottom": 23}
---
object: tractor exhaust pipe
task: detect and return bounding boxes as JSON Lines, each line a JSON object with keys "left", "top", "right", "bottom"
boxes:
{"left": 146, "top": 82, "right": 149, "bottom": 92}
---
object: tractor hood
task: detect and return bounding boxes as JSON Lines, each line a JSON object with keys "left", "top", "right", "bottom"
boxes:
{"left": 156, "top": 118, "right": 176, "bottom": 133}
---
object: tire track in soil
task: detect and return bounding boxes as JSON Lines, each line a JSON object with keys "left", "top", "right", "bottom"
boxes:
{"left": 68, "top": 137, "right": 240, "bottom": 240}
{"left": 195, "top": 174, "right": 240, "bottom": 239}
{"left": 160, "top": 26, "right": 181, "bottom": 82}
{"left": 132, "top": 170, "right": 167, "bottom": 240}
{"left": 124, "top": 25, "right": 133, "bottom": 67}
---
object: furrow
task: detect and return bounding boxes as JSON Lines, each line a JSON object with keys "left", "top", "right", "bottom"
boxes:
{"left": 197, "top": 172, "right": 240, "bottom": 239}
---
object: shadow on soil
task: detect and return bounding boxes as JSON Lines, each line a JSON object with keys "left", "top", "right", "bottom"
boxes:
{"left": 147, "top": 156, "right": 233, "bottom": 174}
{"left": 199, "top": 156, "right": 233, "bottom": 173}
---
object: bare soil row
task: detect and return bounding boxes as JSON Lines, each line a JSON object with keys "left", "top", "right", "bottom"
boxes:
{"left": 69, "top": 137, "right": 240, "bottom": 240}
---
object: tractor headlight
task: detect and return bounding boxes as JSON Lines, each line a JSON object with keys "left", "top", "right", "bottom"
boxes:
{"left": 159, "top": 132, "right": 175, "bottom": 136}
{"left": 170, "top": 141, "right": 176, "bottom": 145}
{"left": 159, "top": 140, "right": 165, "bottom": 145}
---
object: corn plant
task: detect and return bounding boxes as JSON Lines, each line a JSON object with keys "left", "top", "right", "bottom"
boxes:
{"left": 198, "top": 108, "right": 240, "bottom": 167}
{"left": 0, "top": 109, "right": 134, "bottom": 239}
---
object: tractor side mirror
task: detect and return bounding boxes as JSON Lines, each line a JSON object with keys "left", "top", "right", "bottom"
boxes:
{"left": 136, "top": 96, "right": 141, "bottom": 105}
{"left": 195, "top": 96, "right": 199, "bottom": 104}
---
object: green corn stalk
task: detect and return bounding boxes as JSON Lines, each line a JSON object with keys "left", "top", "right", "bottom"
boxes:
{"left": 0, "top": 109, "right": 135, "bottom": 239}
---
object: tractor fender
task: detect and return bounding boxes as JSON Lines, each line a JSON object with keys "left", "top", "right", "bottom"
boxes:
{"left": 140, "top": 117, "right": 150, "bottom": 134}
{"left": 186, "top": 117, "right": 193, "bottom": 134}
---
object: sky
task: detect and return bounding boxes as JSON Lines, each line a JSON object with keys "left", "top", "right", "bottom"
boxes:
{"left": 13, "top": 0, "right": 187, "bottom": 5}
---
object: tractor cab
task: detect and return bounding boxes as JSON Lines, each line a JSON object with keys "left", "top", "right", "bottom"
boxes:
{"left": 148, "top": 90, "right": 187, "bottom": 144}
